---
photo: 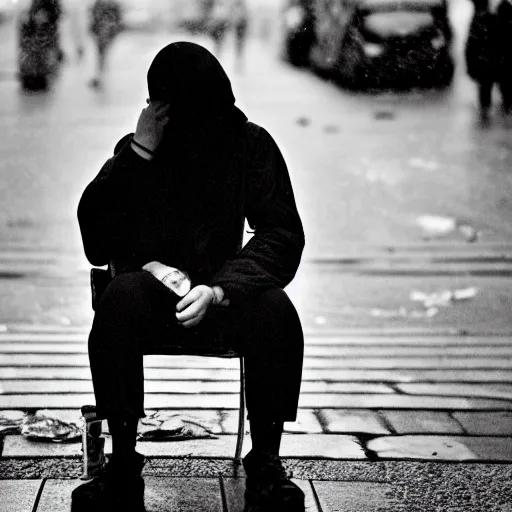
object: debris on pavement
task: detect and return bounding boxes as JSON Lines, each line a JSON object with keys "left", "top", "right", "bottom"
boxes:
{"left": 374, "top": 111, "right": 395, "bottom": 120}
{"left": 323, "top": 124, "right": 340, "bottom": 134}
{"left": 0, "top": 411, "right": 27, "bottom": 436}
{"left": 417, "top": 215, "right": 456, "bottom": 237}
{"left": 408, "top": 158, "right": 440, "bottom": 171}
{"left": 410, "top": 287, "right": 478, "bottom": 308}
{"left": 138, "top": 412, "right": 218, "bottom": 441}
{"left": 21, "top": 413, "right": 81, "bottom": 442}
{"left": 369, "top": 287, "right": 477, "bottom": 320}
{"left": 296, "top": 116, "right": 311, "bottom": 127}
{"left": 369, "top": 307, "right": 439, "bottom": 319}
{"left": 458, "top": 223, "right": 480, "bottom": 243}
{"left": 417, "top": 215, "right": 480, "bottom": 242}
{"left": 452, "top": 287, "right": 479, "bottom": 300}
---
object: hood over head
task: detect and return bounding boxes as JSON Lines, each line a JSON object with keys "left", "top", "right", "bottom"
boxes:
{"left": 147, "top": 42, "right": 247, "bottom": 130}
{"left": 144, "top": 43, "right": 248, "bottom": 277}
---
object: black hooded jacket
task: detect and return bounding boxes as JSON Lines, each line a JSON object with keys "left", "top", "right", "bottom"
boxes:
{"left": 77, "top": 43, "right": 304, "bottom": 307}
{"left": 465, "top": 0, "right": 512, "bottom": 83}
{"left": 465, "top": 7, "right": 499, "bottom": 82}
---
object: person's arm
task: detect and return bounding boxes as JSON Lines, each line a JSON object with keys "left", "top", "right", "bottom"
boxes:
{"left": 210, "top": 125, "right": 305, "bottom": 306}
{"left": 77, "top": 136, "right": 154, "bottom": 266}
{"left": 77, "top": 102, "right": 169, "bottom": 266}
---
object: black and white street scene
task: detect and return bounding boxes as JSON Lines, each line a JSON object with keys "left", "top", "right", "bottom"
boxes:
{"left": 1, "top": 0, "right": 512, "bottom": 510}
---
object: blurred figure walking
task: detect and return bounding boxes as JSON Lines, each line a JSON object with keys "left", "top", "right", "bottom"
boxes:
{"left": 209, "top": 0, "right": 231, "bottom": 56}
{"left": 28, "top": 0, "right": 63, "bottom": 58}
{"left": 65, "top": 0, "right": 86, "bottom": 61}
{"left": 208, "top": 0, "right": 248, "bottom": 70}
{"left": 495, "top": 0, "right": 512, "bottom": 113}
{"left": 18, "top": 0, "right": 63, "bottom": 89}
{"left": 88, "top": 0, "right": 122, "bottom": 88}
{"left": 233, "top": 0, "right": 248, "bottom": 71}
{"left": 465, "top": 0, "right": 512, "bottom": 118}
{"left": 465, "top": 0, "right": 499, "bottom": 119}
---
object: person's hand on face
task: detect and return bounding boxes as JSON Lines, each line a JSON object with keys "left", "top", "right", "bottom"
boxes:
{"left": 133, "top": 99, "right": 170, "bottom": 153}
{"left": 175, "top": 285, "right": 215, "bottom": 328}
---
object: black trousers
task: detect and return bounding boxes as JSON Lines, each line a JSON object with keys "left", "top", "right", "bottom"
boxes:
{"left": 478, "top": 79, "right": 512, "bottom": 111}
{"left": 479, "top": 80, "right": 493, "bottom": 110}
{"left": 88, "top": 272, "right": 304, "bottom": 423}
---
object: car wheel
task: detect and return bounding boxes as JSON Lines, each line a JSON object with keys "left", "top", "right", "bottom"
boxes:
{"left": 285, "top": 33, "right": 313, "bottom": 68}
{"left": 286, "top": 44, "right": 305, "bottom": 67}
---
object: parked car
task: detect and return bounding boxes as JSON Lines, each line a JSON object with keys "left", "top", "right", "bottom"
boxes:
{"left": 281, "top": 0, "right": 315, "bottom": 67}
{"left": 309, "top": 0, "right": 454, "bottom": 89}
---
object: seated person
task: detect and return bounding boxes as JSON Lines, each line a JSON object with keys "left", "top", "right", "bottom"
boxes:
{"left": 73, "top": 42, "right": 306, "bottom": 511}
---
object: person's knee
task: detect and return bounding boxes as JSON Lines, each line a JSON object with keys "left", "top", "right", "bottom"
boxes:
{"left": 246, "top": 287, "right": 304, "bottom": 350}
{"left": 257, "top": 287, "right": 296, "bottom": 313}
{"left": 96, "top": 272, "right": 154, "bottom": 317}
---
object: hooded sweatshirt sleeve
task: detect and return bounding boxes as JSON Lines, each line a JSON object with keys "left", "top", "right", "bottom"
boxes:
{"left": 77, "top": 134, "right": 155, "bottom": 267}
{"left": 210, "top": 125, "right": 305, "bottom": 305}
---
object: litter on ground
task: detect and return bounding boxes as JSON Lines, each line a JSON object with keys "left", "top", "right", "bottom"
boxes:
{"left": 138, "top": 412, "right": 218, "bottom": 441}
{"left": 410, "top": 287, "right": 478, "bottom": 308}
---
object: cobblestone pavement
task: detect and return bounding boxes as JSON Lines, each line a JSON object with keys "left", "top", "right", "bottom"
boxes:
{"left": 2, "top": 464, "right": 512, "bottom": 511}
{"left": 0, "top": 324, "right": 511, "bottom": 466}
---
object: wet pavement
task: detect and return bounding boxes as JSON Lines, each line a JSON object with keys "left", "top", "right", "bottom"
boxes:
{"left": 1, "top": 0, "right": 512, "bottom": 331}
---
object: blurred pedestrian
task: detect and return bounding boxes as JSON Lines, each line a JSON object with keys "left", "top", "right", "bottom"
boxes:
{"left": 73, "top": 42, "right": 305, "bottom": 511}
{"left": 465, "top": 0, "right": 499, "bottom": 118}
{"left": 233, "top": 0, "right": 249, "bottom": 71}
{"left": 88, "top": 0, "right": 122, "bottom": 88}
{"left": 64, "top": 0, "right": 86, "bottom": 61}
{"left": 18, "top": 0, "right": 63, "bottom": 89}
{"left": 208, "top": 0, "right": 249, "bottom": 69}
{"left": 495, "top": 0, "right": 512, "bottom": 112}
{"left": 465, "top": 0, "right": 512, "bottom": 118}
{"left": 209, "top": 0, "right": 231, "bottom": 56}
{"left": 29, "top": 0, "right": 63, "bottom": 58}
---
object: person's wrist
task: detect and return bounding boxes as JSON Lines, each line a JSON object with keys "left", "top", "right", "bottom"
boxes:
{"left": 131, "top": 136, "right": 156, "bottom": 156}
{"left": 132, "top": 134, "right": 157, "bottom": 153}
{"left": 131, "top": 140, "right": 153, "bottom": 160}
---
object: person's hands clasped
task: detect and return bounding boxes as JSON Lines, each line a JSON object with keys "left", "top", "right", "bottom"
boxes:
{"left": 175, "top": 285, "right": 215, "bottom": 328}
{"left": 132, "top": 100, "right": 170, "bottom": 154}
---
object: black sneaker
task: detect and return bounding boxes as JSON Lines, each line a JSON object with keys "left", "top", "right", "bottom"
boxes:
{"left": 243, "top": 450, "right": 305, "bottom": 510}
{"left": 71, "top": 452, "right": 146, "bottom": 512}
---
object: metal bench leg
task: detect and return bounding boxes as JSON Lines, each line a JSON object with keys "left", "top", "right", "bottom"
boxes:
{"left": 81, "top": 420, "right": 89, "bottom": 480}
{"left": 234, "top": 356, "right": 245, "bottom": 463}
